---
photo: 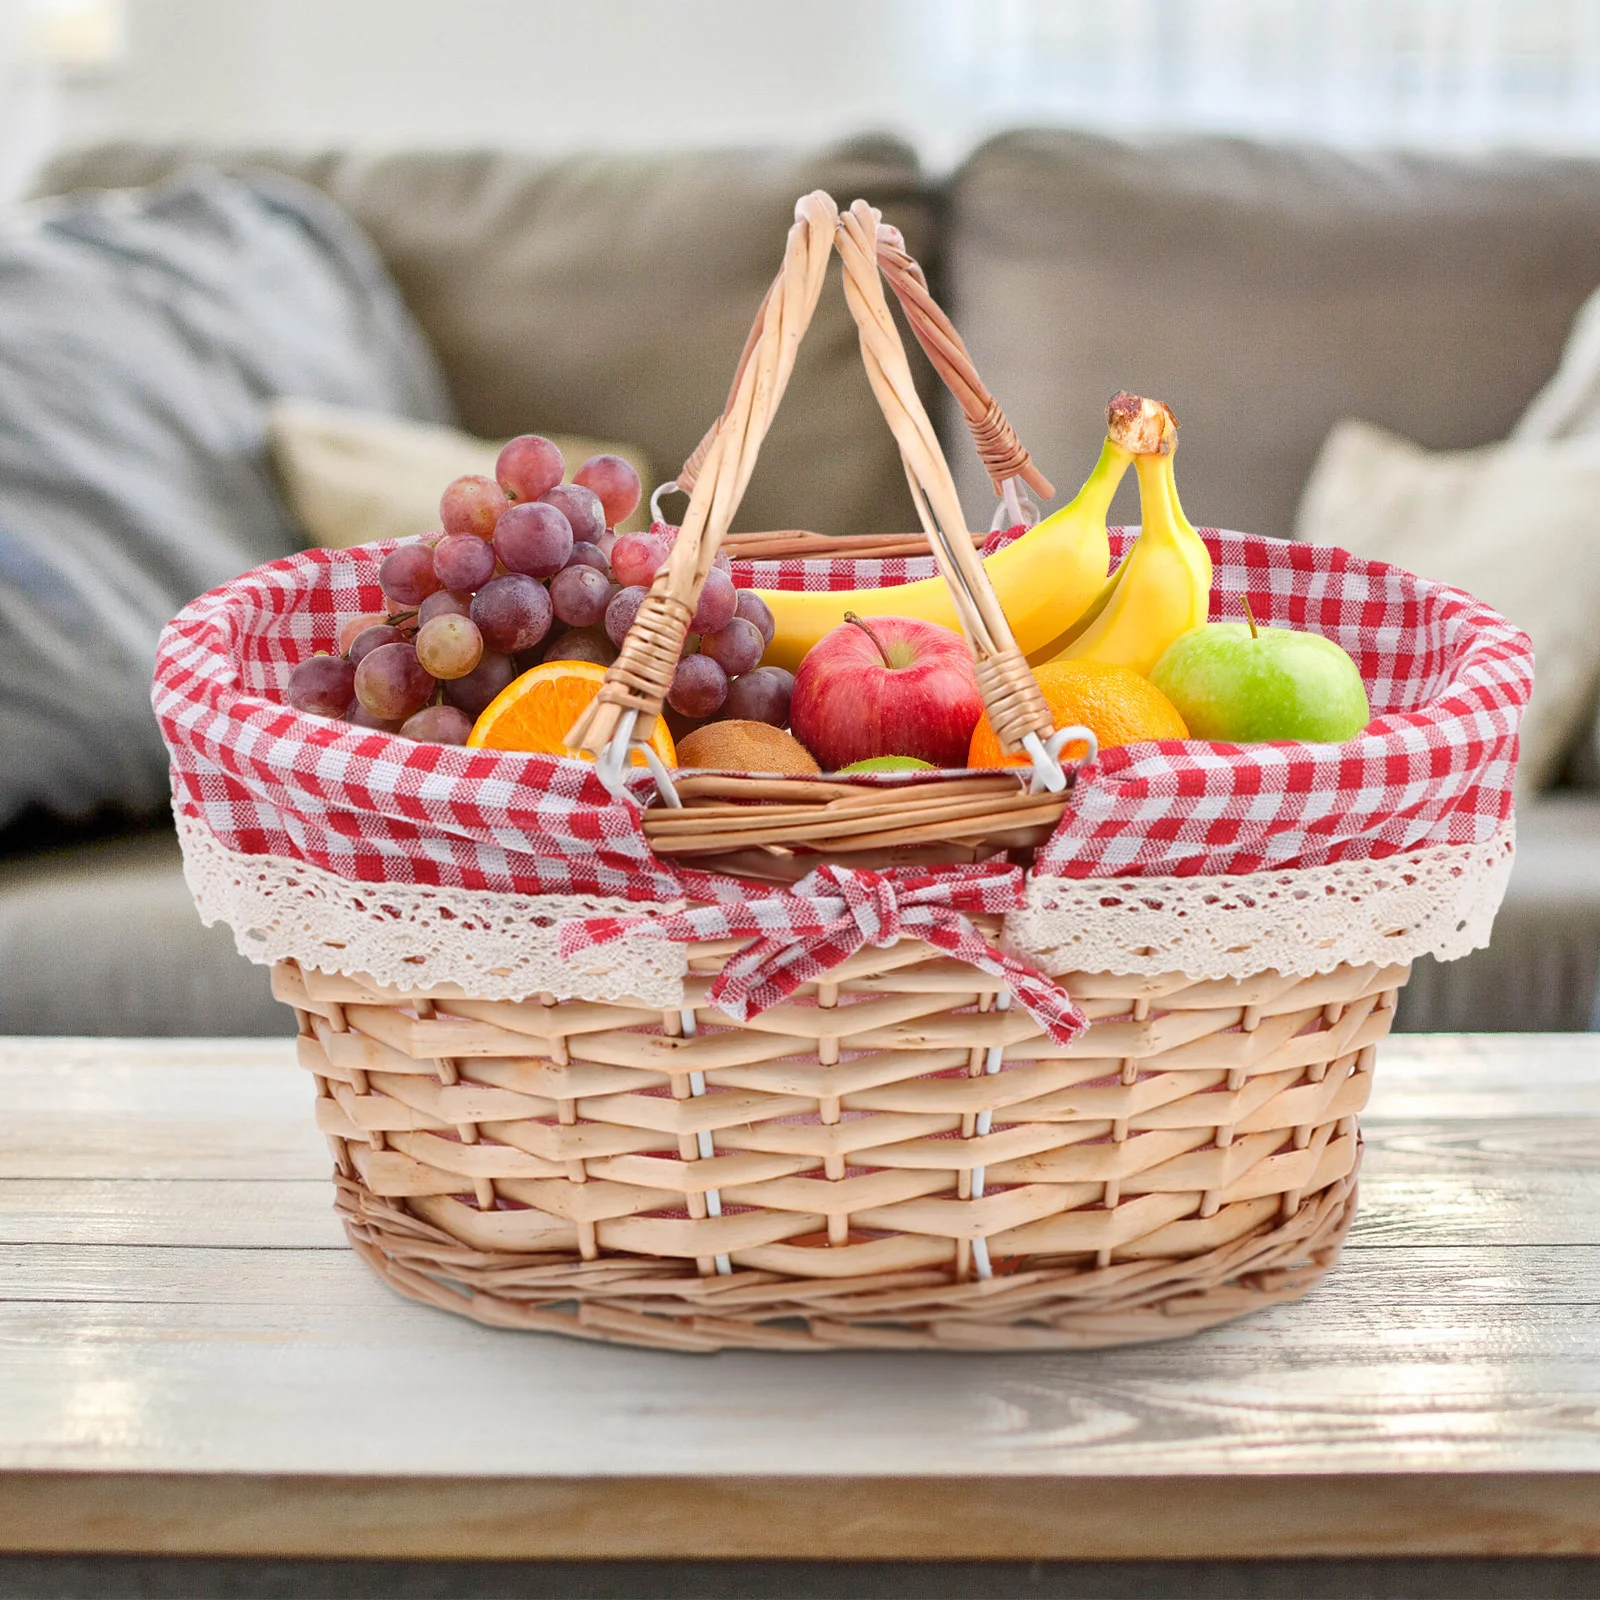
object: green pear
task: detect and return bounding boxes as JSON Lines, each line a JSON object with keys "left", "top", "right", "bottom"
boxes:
{"left": 1151, "top": 613, "right": 1370, "bottom": 744}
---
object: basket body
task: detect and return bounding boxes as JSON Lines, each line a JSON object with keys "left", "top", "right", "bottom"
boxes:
{"left": 278, "top": 945, "right": 1403, "bottom": 1352}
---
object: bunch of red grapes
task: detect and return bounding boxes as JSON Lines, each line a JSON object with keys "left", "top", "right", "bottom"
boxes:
{"left": 285, "top": 435, "right": 794, "bottom": 746}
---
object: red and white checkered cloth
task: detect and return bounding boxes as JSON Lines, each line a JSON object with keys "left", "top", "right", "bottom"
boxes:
{"left": 559, "top": 860, "right": 1088, "bottom": 1043}
{"left": 153, "top": 527, "right": 1530, "bottom": 903}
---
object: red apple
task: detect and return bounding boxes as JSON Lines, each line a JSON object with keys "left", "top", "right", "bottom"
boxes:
{"left": 790, "top": 613, "right": 983, "bottom": 770}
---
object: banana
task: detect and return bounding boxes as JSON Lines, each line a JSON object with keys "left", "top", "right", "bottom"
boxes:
{"left": 753, "top": 432, "right": 1130, "bottom": 674}
{"left": 1049, "top": 397, "right": 1212, "bottom": 677}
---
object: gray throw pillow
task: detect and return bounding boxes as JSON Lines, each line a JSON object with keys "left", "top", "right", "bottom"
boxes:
{"left": 0, "top": 166, "right": 452, "bottom": 827}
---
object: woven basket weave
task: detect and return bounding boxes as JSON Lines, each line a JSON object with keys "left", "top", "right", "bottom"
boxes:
{"left": 278, "top": 951, "right": 1396, "bottom": 1352}
{"left": 243, "top": 191, "right": 1425, "bottom": 1351}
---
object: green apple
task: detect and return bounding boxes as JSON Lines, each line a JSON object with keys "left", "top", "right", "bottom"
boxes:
{"left": 839, "top": 756, "right": 935, "bottom": 773}
{"left": 1151, "top": 620, "right": 1370, "bottom": 743}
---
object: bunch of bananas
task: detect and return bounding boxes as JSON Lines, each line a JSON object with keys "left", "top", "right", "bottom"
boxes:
{"left": 755, "top": 392, "right": 1212, "bottom": 678}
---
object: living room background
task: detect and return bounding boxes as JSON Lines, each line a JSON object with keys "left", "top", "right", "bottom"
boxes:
{"left": 6, "top": 0, "right": 1600, "bottom": 196}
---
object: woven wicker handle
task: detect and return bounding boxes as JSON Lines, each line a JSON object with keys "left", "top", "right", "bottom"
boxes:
{"left": 675, "top": 224, "right": 1053, "bottom": 503}
{"left": 567, "top": 193, "right": 1070, "bottom": 796}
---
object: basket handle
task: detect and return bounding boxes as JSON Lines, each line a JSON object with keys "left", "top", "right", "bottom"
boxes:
{"left": 674, "top": 222, "right": 1053, "bottom": 504}
{"left": 566, "top": 193, "right": 1073, "bottom": 798}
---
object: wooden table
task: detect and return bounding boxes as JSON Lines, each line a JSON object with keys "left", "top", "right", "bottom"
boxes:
{"left": 3, "top": 1033, "right": 1600, "bottom": 1564}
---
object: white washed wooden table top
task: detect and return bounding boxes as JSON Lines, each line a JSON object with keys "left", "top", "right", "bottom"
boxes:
{"left": 4, "top": 1032, "right": 1600, "bottom": 1561}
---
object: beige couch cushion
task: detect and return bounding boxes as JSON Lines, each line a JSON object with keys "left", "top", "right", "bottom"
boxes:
{"left": 946, "top": 131, "right": 1600, "bottom": 540}
{"left": 1295, "top": 419, "right": 1600, "bottom": 792}
{"left": 268, "top": 399, "right": 651, "bottom": 547}
{"left": 37, "top": 139, "right": 933, "bottom": 539}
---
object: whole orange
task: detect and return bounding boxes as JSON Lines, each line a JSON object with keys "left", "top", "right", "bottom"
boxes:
{"left": 967, "top": 660, "right": 1189, "bottom": 767}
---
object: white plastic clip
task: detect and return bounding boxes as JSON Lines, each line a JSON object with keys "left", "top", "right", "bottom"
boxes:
{"left": 649, "top": 480, "right": 682, "bottom": 526}
{"left": 595, "top": 711, "right": 683, "bottom": 811}
{"left": 1023, "top": 724, "right": 1098, "bottom": 796}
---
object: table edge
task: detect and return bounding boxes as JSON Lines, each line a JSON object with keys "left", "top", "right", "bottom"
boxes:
{"left": 4, "top": 1471, "right": 1599, "bottom": 1559}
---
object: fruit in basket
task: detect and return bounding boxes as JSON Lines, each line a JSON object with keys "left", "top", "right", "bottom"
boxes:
{"left": 468, "top": 659, "right": 675, "bottom": 765}
{"left": 470, "top": 574, "right": 553, "bottom": 654}
{"left": 840, "top": 756, "right": 934, "bottom": 773}
{"left": 348, "top": 622, "right": 406, "bottom": 664}
{"left": 399, "top": 704, "right": 474, "bottom": 745}
{"left": 549, "top": 563, "right": 612, "bottom": 628}
{"left": 286, "top": 653, "right": 356, "bottom": 718}
{"left": 432, "top": 531, "right": 497, "bottom": 593}
{"left": 494, "top": 501, "right": 573, "bottom": 579}
{"left": 541, "top": 625, "right": 617, "bottom": 668}
{"left": 440, "top": 474, "right": 509, "bottom": 539}
{"left": 676, "top": 719, "right": 820, "bottom": 775}
{"left": 1045, "top": 395, "right": 1212, "bottom": 676}
{"left": 700, "top": 617, "right": 765, "bottom": 677}
{"left": 721, "top": 664, "right": 793, "bottom": 727}
{"left": 542, "top": 483, "right": 606, "bottom": 545}
{"left": 611, "top": 531, "right": 670, "bottom": 588}
{"left": 573, "top": 453, "right": 642, "bottom": 528}
{"left": 750, "top": 399, "right": 1138, "bottom": 672}
{"left": 354, "top": 641, "right": 436, "bottom": 721}
{"left": 379, "top": 542, "right": 443, "bottom": 607}
{"left": 668, "top": 653, "right": 729, "bottom": 718}
{"left": 1150, "top": 603, "right": 1370, "bottom": 743}
{"left": 495, "top": 434, "right": 564, "bottom": 503}
{"left": 442, "top": 649, "right": 516, "bottom": 719}
{"left": 968, "top": 659, "right": 1188, "bottom": 768}
{"left": 690, "top": 567, "right": 739, "bottom": 634}
{"left": 415, "top": 613, "right": 485, "bottom": 680}
{"left": 791, "top": 614, "right": 981, "bottom": 771}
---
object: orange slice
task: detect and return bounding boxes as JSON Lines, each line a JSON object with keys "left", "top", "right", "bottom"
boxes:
{"left": 466, "top": 660, "right": 677, "bottom": 766}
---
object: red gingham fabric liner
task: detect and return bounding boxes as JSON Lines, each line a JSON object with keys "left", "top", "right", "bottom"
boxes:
{"left": 559, "top": 861, "right": 1088, "bottom": 1044}
{"left": 153, "top": 528, "right": 1529, "bottom": 906}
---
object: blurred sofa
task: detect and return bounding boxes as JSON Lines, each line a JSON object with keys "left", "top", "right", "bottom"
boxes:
{"left": 10, "top": 130, "right": 1600, "bottom": 1035}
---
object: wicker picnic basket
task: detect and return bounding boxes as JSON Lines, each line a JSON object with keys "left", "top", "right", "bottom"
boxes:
{"left": 157, "top": 193, "right": 1529, "bottom": 1352}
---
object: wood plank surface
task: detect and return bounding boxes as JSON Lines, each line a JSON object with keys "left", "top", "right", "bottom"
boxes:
{"left": 3, "top": 1033, "right": 1600, "bottom": 1559}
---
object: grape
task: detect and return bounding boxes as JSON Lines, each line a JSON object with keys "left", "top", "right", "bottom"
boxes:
{"left": 541, "top": 625, "right": 616, "bottom": 667}
{"left": 440, "top": 474, "right": 508, "bottom": 539}
{"left": 611, "top": 532, "right": 669, "bottom": 588}
{"left": 604, "top": 585, "right": 648, "bottom": 649}
{"left": 354, "top": 641, "right": 436, "bottom": 720}
{"left": 690, "top": 567, "right": 737, "bottom": 633}
{"left": 573, "top": 453, "right": 642, "bottom": 526}
{"left": 493, "top": 501, "right": 573, "bottom": 579}
{"left": 549, "top": 563, "right": 611, "bottom": 628}
{"left": 471, "top": 573, "right": 552, "bottom": 654}
{"left": 593, "top": 530, "right": 617, "bottom": 564}
{"left": 399, "top": 704, "right": 474, "bottom": 745}
{"left": 287, "top": 654, "right": 356, "bottom": 717}
{"left": 722, "top": 665, "right": 793, "bottom": 727}
{"left": 542, "top": 483, "right": 606, "bottom": 545}
{"left": 734, "top": 590, "right": 775, "bottom": 650}
{"left": 379, "top": 542, "right": 443, "bottom": 607}
{"left": 700, "top": 616, "right": 763, "bottom": 677}
{"left": 496, "top": 434, "right": 564, "bottom": 502}
{"left": 562, "top": 542, "right": 610, "bottom": 574}
{"left": 416, "top": 613, "right": 485, "bottom": 680}
{"left": 338, "top": 612, "right": 387, "bottom": 655}
{"left": 443, "top": 649, "right": 515, "bottom": 719}
{"left": 418, "top": 589, "right": 473, "bottom": 627}
{"left": 345, "top": 700, "right": 404, "bottom": 732}
{"left": 349, "top": 623, "right": 408, "bottom": 664}
{"left": 433, "top": 531, "right": 496, "bottom": 592}
{"left": 667, "top": 653, "right": 728, "bottom": 718}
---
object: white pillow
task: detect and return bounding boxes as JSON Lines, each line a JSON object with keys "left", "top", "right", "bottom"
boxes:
{"left": 267, "top": 399, "right": 652, "bottom": 548}
{"left": 1295, "top": 418, "right": 1600, "bottom": 792}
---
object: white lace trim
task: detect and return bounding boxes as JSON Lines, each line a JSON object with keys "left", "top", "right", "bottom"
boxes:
{"left": 175, "top": 810, "right": 690, "bottom": 1006}
{"left": 1007, "top": 823, "right": 1516, "bottom": 981}
{"left": 178, "top": 810, "right": 1514, "bottom": 1001}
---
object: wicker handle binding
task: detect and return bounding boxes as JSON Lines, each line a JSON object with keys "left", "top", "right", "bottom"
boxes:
{"left": 566, "top": 193, "right": 1071, "bottom": 797}
{"left": 675, "top": 222, "right": 1053, "bottom": 503}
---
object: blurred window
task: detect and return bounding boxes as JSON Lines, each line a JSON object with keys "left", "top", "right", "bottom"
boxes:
{"left": 922, "top": 0, "right": 1600, "bottom": 154}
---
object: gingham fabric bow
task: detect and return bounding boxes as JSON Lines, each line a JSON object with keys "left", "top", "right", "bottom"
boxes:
{"left": 558, "top": 861, "right": 1089, "bottom": 1044}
